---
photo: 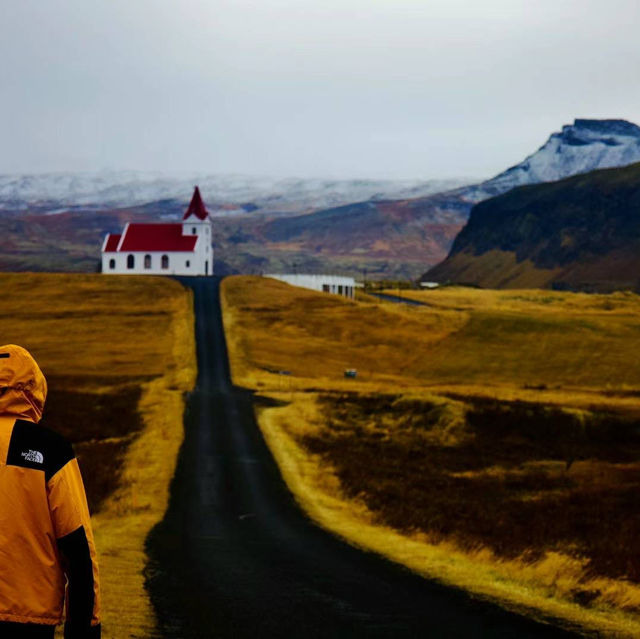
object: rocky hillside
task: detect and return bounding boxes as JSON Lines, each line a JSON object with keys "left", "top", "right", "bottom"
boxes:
{"left": 424, "top": 161, "right": 640, "bottom": 292}
{"left": 255, "top": 190, "right": 470, "bottom": 277}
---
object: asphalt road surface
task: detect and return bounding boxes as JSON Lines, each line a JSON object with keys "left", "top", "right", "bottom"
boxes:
{"left": 145, "top": 277, "right": 580, "bottom": 638}
{"left": 369, "top": 292, "right": 428, "bottom": 306}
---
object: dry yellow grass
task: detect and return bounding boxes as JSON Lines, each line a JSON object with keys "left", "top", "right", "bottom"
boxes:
{"left": 257, "top": 393, "right": 640, "bottom": 638}
{"left": 221, "top": 274, "right": 640, "bottom": 637}
{"left": 0, "top": 273, "right": 189, "bottom": 381}
{"left": 221, "top": 275, "right": 466, "bottom": 390}
{"left": 223, "top": 276, "right": 640, "bottom": 405}
{"left": 91, "top": 282, "right": 196, "bottom": 639}
{"left": 379, "top": 287, "right": 640, "bottom": 391}
{"left": 382, "top": 285, "right": 640, "bottom": 315}
{"left": 0, "top": 273, "right": 196, "bottom": 638}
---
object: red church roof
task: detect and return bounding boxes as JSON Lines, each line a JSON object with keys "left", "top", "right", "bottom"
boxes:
{"left": 118, "top": 224, "right": 198, "bottom": 252}
{"left": 103, "top": 234, "right": 121, "bottom": 252}
{"left": 183, "top": 186, "right": 209, "bottom": 220}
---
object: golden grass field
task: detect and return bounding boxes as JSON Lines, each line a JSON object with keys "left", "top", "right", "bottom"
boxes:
{"left": 0, "top": 273, "right": 196, "bottom": 639}
{"left": 222, "top": 275, "right": 640, "bottom": 638}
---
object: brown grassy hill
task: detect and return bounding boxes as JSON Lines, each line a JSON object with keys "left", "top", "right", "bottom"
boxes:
{"left": 257, "top": 191, "right": 468, "bottom": 277}
{"left": 0, "top": 208, "right": 154, "bottom": 272}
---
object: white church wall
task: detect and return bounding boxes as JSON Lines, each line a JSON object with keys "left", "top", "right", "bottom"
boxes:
{"left": 103, "top": 250, "right": 212, "bottom": 276}
{"left": 182, "top": 219, "right": 211, "bottom": 241}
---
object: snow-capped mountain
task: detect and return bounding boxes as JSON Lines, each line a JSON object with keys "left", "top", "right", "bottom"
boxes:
{"left": 0, "top": 171, "right": 470, "bottom": 214}
{"left": 463, "top": 119, "right": 640, "bottom": 203}
{"left": 423, "top": 119, "right": 640, "bottom": 288}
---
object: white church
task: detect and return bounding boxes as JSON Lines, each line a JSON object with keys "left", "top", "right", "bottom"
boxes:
{"left": 101, "top": 186, "right": 213, "bottom": 276}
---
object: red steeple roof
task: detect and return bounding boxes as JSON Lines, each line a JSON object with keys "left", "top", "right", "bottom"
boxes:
{"left": 183, "top": 186, "right": 209, "bottom": 221}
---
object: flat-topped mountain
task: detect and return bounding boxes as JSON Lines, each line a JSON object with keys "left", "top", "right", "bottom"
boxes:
{"left": 424, "top": 161, "right": 640, "bottom": 291}
{"left": 467, "top": 118, "right": 640, "bottom": 202}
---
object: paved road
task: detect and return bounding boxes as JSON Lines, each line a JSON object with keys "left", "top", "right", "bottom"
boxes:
{"left": 145, "top": 277, "right": 579, "bottom": 638}
{"left": 370, "top": 292, "right": 428, "bottom": 306}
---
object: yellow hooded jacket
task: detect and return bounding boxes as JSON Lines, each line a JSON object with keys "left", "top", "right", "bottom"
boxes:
{"left": 0, "top": 345, "right": 100, "bottom": 638}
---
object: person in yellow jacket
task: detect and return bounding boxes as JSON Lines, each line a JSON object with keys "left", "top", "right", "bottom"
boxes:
{"left": 0, "top": 345, "right": 101, "bottom": 638}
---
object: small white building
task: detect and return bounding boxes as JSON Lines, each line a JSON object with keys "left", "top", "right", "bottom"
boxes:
{"left": 101, "top": 186, "right": 213, "bottom": 276}
{"left": 266, "top": 274, "right": 356, "bottom": 299}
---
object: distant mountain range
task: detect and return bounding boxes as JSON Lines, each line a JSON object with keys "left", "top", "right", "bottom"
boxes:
{"left": 0, "top": 173, "right": 470, "bottom": 277}
{"left": 424, "top": 161, "right": 640, "bottom": 292}
{"left": 1, "top": 119, "right": 640, "bottom": 279}
{"left": 252, "top": 119, "right": 640, "bottom": 277}
{"left": 0, "top": 172, "right": 468, "bottom": 215}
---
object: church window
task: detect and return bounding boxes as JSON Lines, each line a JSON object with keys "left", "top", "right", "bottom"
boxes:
{"left": 144, "top": 254, "right": 152, "bottom": 269}
{"left": 192, "top": 227, "right": 197, "bottom": 234}
{"left": 161, "top": 255, "right": 169, "bottom": 269}
{"left": 186, "top": 260, "right": 190, "bottom": 268}
{"left": 109, "top": 259, "right": 115, "bottom": 270}
{"left": 127, "top": 254, "right": 135, "bottom": 269}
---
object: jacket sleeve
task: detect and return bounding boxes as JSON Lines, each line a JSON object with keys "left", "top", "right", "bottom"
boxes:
{"left": 47, "top": 456, "right": 101, "bottom": 638}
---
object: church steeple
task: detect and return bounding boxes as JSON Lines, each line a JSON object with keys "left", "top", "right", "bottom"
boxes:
{"left": 183, "top": 186, "right": 209, "bottom": 221}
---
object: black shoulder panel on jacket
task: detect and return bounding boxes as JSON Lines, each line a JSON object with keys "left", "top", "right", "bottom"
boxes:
{"left": 6, "top": 419, "right": 75, "bottom": 481}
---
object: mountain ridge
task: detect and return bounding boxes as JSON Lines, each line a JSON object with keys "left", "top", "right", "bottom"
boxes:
{"left": 424, "top": 161, "right": 640, "bottom": 291}
{"left": 0, "top": 171, "right": 469, "bottom": 215}
{"left": 476, "top": 118, "right": 640, "bottom": 196}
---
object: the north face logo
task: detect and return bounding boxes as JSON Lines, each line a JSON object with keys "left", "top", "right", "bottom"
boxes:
{"left": 21, "top": 450, "right": 44, "bottom": 464}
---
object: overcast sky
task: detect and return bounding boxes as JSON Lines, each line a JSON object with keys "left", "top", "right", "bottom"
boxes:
{"left": 1, "top": 0, "right": 639, "bottom": 179}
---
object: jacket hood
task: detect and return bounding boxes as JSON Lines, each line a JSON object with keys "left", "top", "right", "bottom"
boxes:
{"left": 0, "top": 345, "right": 47, "bottom": 423}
